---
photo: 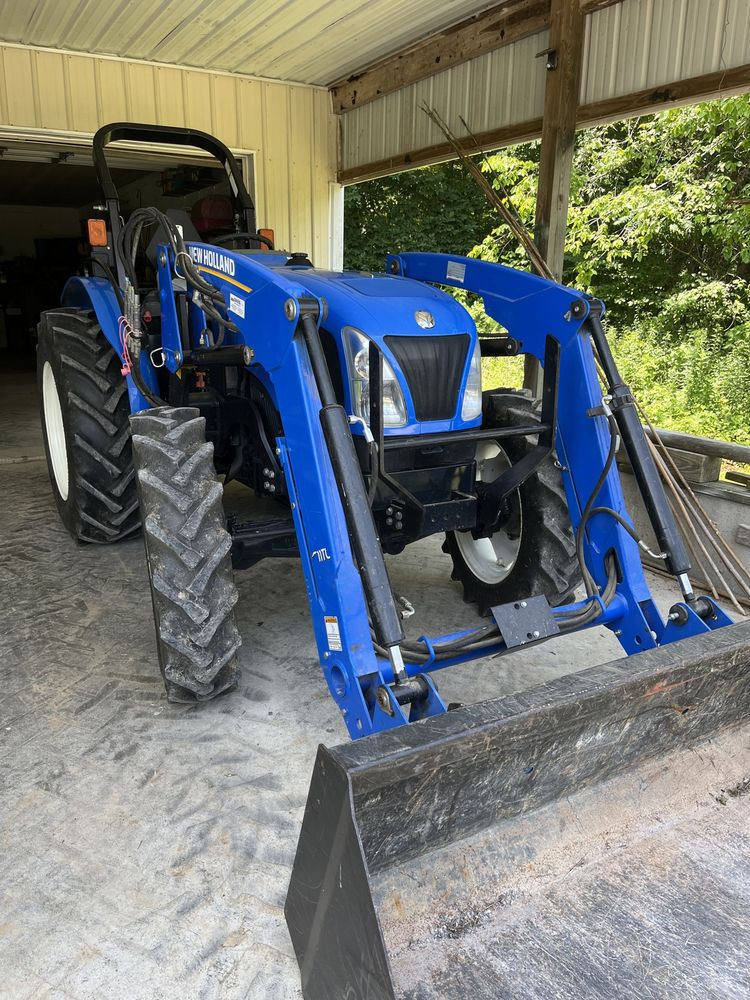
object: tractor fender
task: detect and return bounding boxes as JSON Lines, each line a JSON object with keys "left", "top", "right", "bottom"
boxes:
{"left": 62, "top": 276, "right": 121, "bottom": 352}
{"left": 61, "top": 275, "right": 157, "bottom": 412}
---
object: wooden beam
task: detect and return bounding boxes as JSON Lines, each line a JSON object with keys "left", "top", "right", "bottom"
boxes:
{"left": 534, "top": 0, "right": 585, "bottom": 279}
{"left": 337, "top": 118, "right": 545, "bottom": 184}
{"left": 329, "top": 0, "right": 623, "bottom": 114}
{"left": 580, "top": 0, "right": 623, "bottom": 12}
{"left": 337, "top": 61, "right": 750, "bottom": 184}
{"left": 578, "top": 61, "right": 750, "bottom": 125}
{"left": 330, "top": 0, "right": 550, "bottom": 114}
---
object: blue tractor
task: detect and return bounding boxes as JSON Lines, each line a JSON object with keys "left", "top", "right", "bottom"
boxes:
{"left": 37, "top": 123, "right": 732, "bottom": 739}
{"left": 38, "top": 122, "right": 750, "bottom": 1000}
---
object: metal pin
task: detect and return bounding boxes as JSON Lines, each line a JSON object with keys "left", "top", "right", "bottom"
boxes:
{"left": 388, "top": 645, "right": 408, "bottom": 684}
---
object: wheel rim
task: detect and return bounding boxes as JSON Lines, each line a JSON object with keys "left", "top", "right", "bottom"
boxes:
{"left": 455, "top": 441, "right": 522, "bottom": 586}
{"left": 42, "top": 361, "right": 69, "bottom": 501}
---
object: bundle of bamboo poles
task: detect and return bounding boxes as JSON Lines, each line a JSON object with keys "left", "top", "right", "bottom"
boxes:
{"left": 423, "top": 103, "right": 750, "bottom": 613}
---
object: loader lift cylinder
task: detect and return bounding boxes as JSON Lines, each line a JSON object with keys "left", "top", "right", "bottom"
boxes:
{"left": 298, "top": 311, "right": 406, "bottom": 673}
{"left": 585, "top": 305, "right": 693, "bottom": 587}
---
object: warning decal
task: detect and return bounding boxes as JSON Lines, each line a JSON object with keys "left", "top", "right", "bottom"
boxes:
{"left": 324, "top": 616, "right": 343, "bottom": 652}
{"left": 229, "top": 292, "right": 245, "bottom": 318}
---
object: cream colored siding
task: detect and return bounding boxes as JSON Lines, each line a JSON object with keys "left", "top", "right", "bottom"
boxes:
{"left": 0, "top": 43, "right": 337, "bottom": 264}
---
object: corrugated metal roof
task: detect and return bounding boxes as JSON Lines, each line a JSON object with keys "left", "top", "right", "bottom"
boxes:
{"left": 341, "top": 0, "right": 750, "bottom": 178}
{"left": 0, "top": 0, "right": 506, "bottom": 86}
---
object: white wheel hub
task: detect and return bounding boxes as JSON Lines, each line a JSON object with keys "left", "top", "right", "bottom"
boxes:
{"left": 455, "top": 441, "right": 522, "bottom": 586}
{"left": 42, "top": 361, "right": 69, "bottom": 501}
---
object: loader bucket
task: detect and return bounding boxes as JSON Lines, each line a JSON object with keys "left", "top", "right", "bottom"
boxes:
{"left": 285, "top": 621, "right": 750, "bottom": 1000}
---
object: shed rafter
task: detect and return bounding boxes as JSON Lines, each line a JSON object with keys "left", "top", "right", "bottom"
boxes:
{"left": 329, "top": 0, "right": 622, "bottom": 113}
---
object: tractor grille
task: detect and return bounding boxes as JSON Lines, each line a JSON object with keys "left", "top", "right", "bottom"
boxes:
{"left": 385, "top": 334, "right": 470, "bottom": 422}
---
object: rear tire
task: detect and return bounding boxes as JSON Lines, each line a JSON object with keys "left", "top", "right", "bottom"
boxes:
{"left": 443, "top": 390, "right": 581, "bottom": 614}
{"left": 130, "top": 406, "right": 242, "bottom": 702}
{"left": 37, "top": 308, "right": 140, "bottom": 543}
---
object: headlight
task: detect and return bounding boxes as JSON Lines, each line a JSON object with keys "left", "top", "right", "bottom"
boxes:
{"left": 343, "top": 327, "right": 407, "bottom": 428}
{"left": 461, "top": 340, "right": 482, "bottom": 421}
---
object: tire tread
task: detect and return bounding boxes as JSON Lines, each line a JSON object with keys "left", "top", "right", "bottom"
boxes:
{"left": 130, "top": 405, "right": 241, "bottom": 701}
{"left": 37, "top": 308, "right": 141, "bottom": 543}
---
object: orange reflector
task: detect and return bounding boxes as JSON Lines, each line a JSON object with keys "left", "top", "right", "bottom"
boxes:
{"left": 259, "top": 228, "right": 274, "bottom": 249}
{"left": 87, "top": 218, "right": 108, "bottom": 247}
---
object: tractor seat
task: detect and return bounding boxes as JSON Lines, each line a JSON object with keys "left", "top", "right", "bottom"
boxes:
{"left": 145, "top": 209, "right": 201, "bottom": 266}
{"left": 192, "top": 195, "right": 234, "bottom": 239}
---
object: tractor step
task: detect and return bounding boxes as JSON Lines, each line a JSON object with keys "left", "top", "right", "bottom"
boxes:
{"left": 285, "top": 620, "right": 750, "bottom": 999}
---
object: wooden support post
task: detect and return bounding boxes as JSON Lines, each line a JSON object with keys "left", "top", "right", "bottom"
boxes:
{"left": 526, "top": 0, "right": 585, "bottom": 392}
{"left": 535, "top": 0, "right": 585, "bottom": 275}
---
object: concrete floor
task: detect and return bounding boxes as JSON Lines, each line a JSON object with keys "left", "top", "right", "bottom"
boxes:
{"left": 0, "top": 369, "right": 692, "bottom": 999}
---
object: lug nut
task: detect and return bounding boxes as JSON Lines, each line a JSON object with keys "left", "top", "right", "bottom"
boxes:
{"left": 263, "top": 480, "right": 270, "bottom": 490}
{"left": 386, "top": 517, "right": 393, "bottom": 526}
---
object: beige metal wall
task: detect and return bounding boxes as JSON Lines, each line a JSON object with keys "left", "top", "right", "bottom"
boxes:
{"left": 0, "top": 43, "right": 337, "bottom": 263}
{"left": 340, "top": 0, "right": 750, "bottom": 181}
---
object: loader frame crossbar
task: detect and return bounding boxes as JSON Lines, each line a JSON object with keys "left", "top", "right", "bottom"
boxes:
{"left": 369, "top": 334, "right": 560, "bottom": 537}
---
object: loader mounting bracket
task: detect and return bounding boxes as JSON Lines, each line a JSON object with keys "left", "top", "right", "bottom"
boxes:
{"left": 490, "top": 594, "right": 559, "bottom": 648}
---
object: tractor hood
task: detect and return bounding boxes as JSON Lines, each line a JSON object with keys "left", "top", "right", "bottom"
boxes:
{"left": 236, "top": 258, "right": 482, "bottom": 436}
{"left": 263, "top": 264, "right": 475, "bottom": 340}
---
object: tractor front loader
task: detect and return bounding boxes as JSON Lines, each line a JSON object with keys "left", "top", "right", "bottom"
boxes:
{"left": 37, "top": 123, "right": 750, "bottom": 997}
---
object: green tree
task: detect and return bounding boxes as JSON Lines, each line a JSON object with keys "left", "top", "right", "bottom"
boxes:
{"left": 343, "top": 96, "right": 750, "bottom": 443}
{"left": 343, "top": 161, "right": 494, "bottom": 272}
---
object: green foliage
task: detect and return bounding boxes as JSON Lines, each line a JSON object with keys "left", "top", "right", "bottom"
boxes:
{"left": 482, "top": 355, "right": 524, "bottom": 391}
{"left": 614, "top": 322, "right": 750, "bottom": 446}
{"left": 565, "top": 99, "right": 750, "bottom": 323}
{"left": 343, "top": 95, "right": 750, "bottom": 444}
{"left": 469, "top": 144, "right": 540, "bottom": 274}
{"left": 343, "top": 162, "right": 495, "bottom": 272}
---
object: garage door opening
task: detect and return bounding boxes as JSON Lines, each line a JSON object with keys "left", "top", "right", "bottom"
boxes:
{"left": 0, "top": 137, "right": 254, "bottom": 462}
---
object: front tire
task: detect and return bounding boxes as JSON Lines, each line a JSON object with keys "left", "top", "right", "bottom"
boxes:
{"left": 444, "top": 390, "right": 580, "bottom": 614}
{"left": 130, "top": 406, "right": 242, "bottom": 702}
{"left": 37, "top": 308, "right": 140, "bottom": 543}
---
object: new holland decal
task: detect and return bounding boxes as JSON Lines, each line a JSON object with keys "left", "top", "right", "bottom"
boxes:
{"left": 188, "top": 246, "right": 236, "bottom": 276}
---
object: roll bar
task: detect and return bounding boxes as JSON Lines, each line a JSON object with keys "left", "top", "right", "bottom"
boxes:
{"left": 93, "top": 121, "right": 255, "bottom": 228}
{"left": 91, "top": 122, "right": 257, "bottom": 284}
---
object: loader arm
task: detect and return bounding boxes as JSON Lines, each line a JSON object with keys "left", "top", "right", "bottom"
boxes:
{"left": 132, "top": 243, "right": 732, "bottom": 740}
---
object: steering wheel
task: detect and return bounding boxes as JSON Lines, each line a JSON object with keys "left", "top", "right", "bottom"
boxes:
{"left": 213, "top": 231, "right": 274, "bottom": 251}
